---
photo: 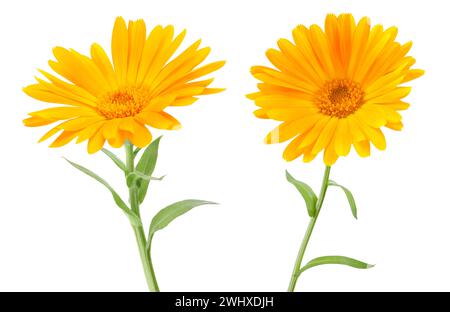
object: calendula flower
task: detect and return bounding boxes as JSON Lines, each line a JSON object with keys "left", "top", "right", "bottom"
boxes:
{"left": 248, "top": 13, "right": 423, "bottom": 165}
{"left": 248, "top": 14, "right": 423, "bottom": 292}
{"left": 23, "top": 17, "right": 224, "bottom": 292}
{"left": 24, "top": 17, "right": 225, "bottom": 153}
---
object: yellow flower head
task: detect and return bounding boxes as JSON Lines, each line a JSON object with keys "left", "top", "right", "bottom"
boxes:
{"left": 247, "top": 14, "right": 423, "bottom": 165}
{"left": 24, "top": 17, "right": 225, "bottom": 153}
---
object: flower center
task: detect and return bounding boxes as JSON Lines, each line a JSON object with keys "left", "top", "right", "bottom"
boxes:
{"left": 316, "top": 79, "right": 364, "bottom": 118}
{"left": 97, "top": 87, "right": 151, "bottom": 119}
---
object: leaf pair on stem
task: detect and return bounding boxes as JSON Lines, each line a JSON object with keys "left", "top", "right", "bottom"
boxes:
{"left": 64, "top": 137, "right": 216, "bottom": 290}
{"left": 286, "top": 170, "right": 373, "bottom": 279}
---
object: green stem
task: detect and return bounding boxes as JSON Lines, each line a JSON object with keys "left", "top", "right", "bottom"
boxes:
{"left": 125, "top": 141, "right": 159, "bottom": 292}
{"left": 287, "top": 166, "right": 331, "bottom": 292}
{"left": 132, "top": 225, "right": 159, "bottom": 291}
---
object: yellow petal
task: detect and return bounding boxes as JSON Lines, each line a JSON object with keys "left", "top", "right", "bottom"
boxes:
{"left": 298, "top": 116, "right": 331, "bottom": 148}
{"left": 29, "top": 106, "right": 97, "bottom": 120}
{"left": 36, "top": 70, "right": 98, "bottom": 107}
{"left": 264, "top": 114, "right": 321, "bottom": 144}
{"left": 23, "top": 116, "right": 54, "bottom": 127}
{"left": 178, "top": 61, "right": 226, "bottom": 84}
{"left": 254, "top": 94, "right": 313, "bottom": 109}
{"left": 378, "top": 105, "right": 402, "bottom": 123}
{"left": 91, "top": 43, "right": 118, "bottom": 89}
{"left": 136, "top": 25, "right": 165, "bottom": 85}
{"left": 337, "top": 14, "right": 356, "bottom": 70}
{"left": 111, "top": 17, "right": 128, "bottom": 84}
{"left": 107, "top": 129, "right": 127, "bottom": 148}
{"left": 49, "top": 130, "right": 78, "bottom": 148}
{"left": 282, "top": 133, "right": 307, "bottom": 161}
{"left": 58, "top": 116, "right": 103, "bottom": 131}
{"left": 149, "top": 45, "right": 210, "bottom": 93}
{"left": 362, "top": 124, "right": 386, "bottom": 150}
{"left": 311, "top": 117, "right": 339, "bottom": 154}
{"left": 141, "top": 26, "right": 178, "bottom": 86}
{"left": 302, "top": 150, "right": 318, "bottom": 163}
{"left": 402, "top": 69, "right": 424, "bottom": 83}
{"left": 87, "top": 127, "right": 106, "bottom": 153}
{"left": 171, "top": 97, "right": 198, "bottom": 107}
{"left": 347, "top": 17, "right": 370, "bottom": 78}
{"left": 38, "top": 126, "right": 62, "bottom": 142}
{"left": 254, "top": 109, "right": 269, "bottom": 119}
{"left": 252, "top": 68, "right": 314, "bottom": 94}
{"left": 323, "top": 135, "right": 338, "bottom": 166}
{"left": 385, "top": 101, "right": 410, "bottom": 111}
{"left": 334, "top": 119, "right": 351, "bottom": 156}
{"left": 347, "top": 115, "right": 366, "bottom": 142}
{"left": 143, "top": 95, "right": 176, "bottom": 111}
{"left": 309, "top": 24, "right": 336, "bottom": 78}
{"left": 23, "top": 84, "right": 90, "bottom": 108}
{"left": 76, "top": 121, "right": 104, "bottom": 144}
{"left": 127, "top": 19, "right": 147, "bottom": 84}
{"left": 292, "top": 25, "right": 327, "bottom": 83}
{"left": 137, "top": 111, "right": 181, "bottom": 130}
{"left": 268, "top": 44, "right": 320, "bottom": 89}
{"left": 102, "top": 119, "right": 120, "bottom": 139}
{"left": 354, "top": 140, "right": 370, "bottom": 157}
{"left": 51, "top": 47, "right": 108, "bottom": 96}
{"left": 119, "top": 117, "right": 137, "bottom": 133}
{"left": 354, "top": 26, "right": 397, "bottom": 83}
{"left": 366, "top": 87, "right": 411, "bottom": 104}
{"left": 265, "top": 107, "right": 317, "bottom": 121}
{"left": 385, "top": 121, "right": 403, "bottom": 131}
{"left": 129, "top": 122, "right": 152, "bottom": 148}
{"left": 201, "top": 88, "right": 225, "bottom": 95}
{"left": 356, "top": 105, "right": 387, "bottom": 128}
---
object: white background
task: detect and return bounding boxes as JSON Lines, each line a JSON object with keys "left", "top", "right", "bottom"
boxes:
{"left": 0, "top": 0, "right": 448, "bottom": 292}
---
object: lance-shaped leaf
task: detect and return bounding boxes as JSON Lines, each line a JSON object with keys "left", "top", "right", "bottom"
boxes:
{"left": 328, "top": 180, "right": 357, "bottom": 219}
{"left": 133, "top": 147, "right": 142, "bottom": 159}
{"left": 136, "top": 137, "right": 161, "bottom": 203}
{"left": 286, "top": 170, "right": 317, "bottom": 217}
{"left": 147, "top": 200, "right": 217, "bottom": 249}
{"left": 101, "top": 148, "right": 126, "bottom": 172}
{"left": 300, "top": 256, "right": 374, "bottom": 275}
{"left": 64, "top": 158, "right": 141, "bottom": 226}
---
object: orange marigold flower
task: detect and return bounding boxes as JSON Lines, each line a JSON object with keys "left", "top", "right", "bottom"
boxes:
{"left": 24, "top": 17, "right": 225, "bottom": 153}
{"left": 248, "top": 13, "right": 423, "bottom": 165}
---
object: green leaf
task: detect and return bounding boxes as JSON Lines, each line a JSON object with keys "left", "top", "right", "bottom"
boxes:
{"left": 286, "top": 170, "right": 318, "bottom": 217}
{"left": 328, "top": 180, "right": 357, "bottom": 219}
{"left": 136, "top": 137, "right": 161, "bottom": 203}
{"left": 101, "top": 148, "right": 126, "bottom": 172}
{"left": 133, "top": 147, "right": 142, "bottom": 159}
{"left": 300, "top": 256, "right": 374, "bottom": 275}
{"left": 127, "top": 172, "right": 166, "bottom": 188}
{"left": 150, "top": 175, "right": 166, "bottom": 181}
{"left": 148, "top": 199, "right": 217, "bottom": 241}
{"left": 64, "top": 158, "right": 141, "bottom": 226}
